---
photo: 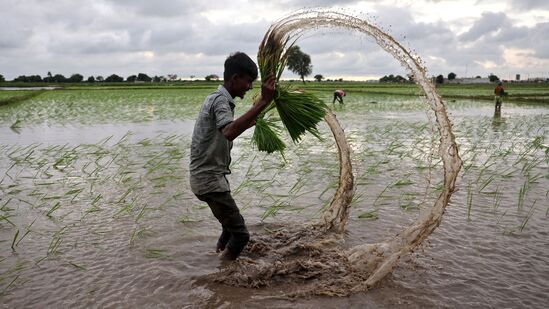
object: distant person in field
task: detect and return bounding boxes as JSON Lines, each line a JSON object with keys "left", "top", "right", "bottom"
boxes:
{"left": 189, "top": 52, "right": 275, "bottom": 261}
{"left": 333, "top": 89, "right": 346, "bottom": 104}
{"left": 494, "top": 81, "right": 505, "bottom": 113}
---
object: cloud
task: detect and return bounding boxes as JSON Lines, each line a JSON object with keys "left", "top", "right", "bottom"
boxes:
{"left": 507, "top": 0, "right": 549, "bottom": 11}
{"left": 0, "top": 16, "right": 32, "bottom": 49}
{"left": 1, "top": 0, "right": 548, "bottom": 79}
{"left": 459, "top": 12, "right": 509, "bottom": 42}
{"left": 103, "top": 0, "right": 205, "bottom": 18}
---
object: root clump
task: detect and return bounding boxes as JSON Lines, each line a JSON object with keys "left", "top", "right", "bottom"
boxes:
{"left": 209, "top": 225, "right": 372, "bottom": 297}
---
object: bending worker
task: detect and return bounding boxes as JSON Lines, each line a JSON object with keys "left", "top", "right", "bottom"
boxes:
{"left": 333, "top": 89, "right": 346, "bottom": 104}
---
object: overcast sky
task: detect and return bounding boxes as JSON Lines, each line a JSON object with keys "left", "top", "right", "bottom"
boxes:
{"left": 1, "top": 0, "right": 548, "bottom": 80}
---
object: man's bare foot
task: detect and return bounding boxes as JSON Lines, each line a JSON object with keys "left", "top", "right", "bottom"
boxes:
{"left": 219, "top": 248, "right": 237, "bottom": 261}
{"left": 216, "top": 241, "right": 226, "bottom": 253}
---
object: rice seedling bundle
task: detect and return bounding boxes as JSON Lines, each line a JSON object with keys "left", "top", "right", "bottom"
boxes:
{"left": 252, "top": 117, "right": 286, "bottom": 153}
{"left": 253, "top": 22, "right": 327, "bottom": 153}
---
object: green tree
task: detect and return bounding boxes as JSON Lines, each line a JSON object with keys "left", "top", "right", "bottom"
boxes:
{"left": 52, "top": 74, "right": 67, "bottom": 83}
{"left": 68, "top": 73, "right": 84, "bottom": 83}
{"left": 0, "top": 74, "right": 4, "bottom": 82}
{"left": 126, "top": 75, "right": 137, "bottom": 82}
{"left": 29, "top": 75, "right": 42, "bottom": 82}
{"left": 87, "top": 76, "right": 95, "bottom": 83}
{"left": 137, "top": 73, "right": 152, "bottom": 82}
{"left": 435, "top": 74, "right": 444, "bottom": 84}
{"left": 14, "top": 75, "right": 29, "bottom": 82}
{"left": 379, "top": 74, "right": 408, "bottom": 83}
{"left": 314, "top": 74, "right": 323, "bottom": 82}
{"left": 205, "top": 74, "right": 219, "bottom": 81}
{"left": 105, "top": 74, "right": 124, "bottom": 82}
{"left": 286, "top": 45, "right": 313, "bottom": 84}
{"left": 488, "top": 73, "right": 499, "bottom": 82}
{"left": 43, "top": 71, "right": 53, "bottom": 82}
{"left": 13, "top": 75, "right": 42, "bottom": 82}
{"left": 448, "top": 72, "right": 456, "bottom": 80}
{"left": 96, "top": 76, "right": 104, "bottom": 82}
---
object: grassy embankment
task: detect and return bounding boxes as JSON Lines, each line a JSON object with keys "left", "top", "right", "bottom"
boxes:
{"left": 1, "top": 81, "right": 548, "bottom": 105}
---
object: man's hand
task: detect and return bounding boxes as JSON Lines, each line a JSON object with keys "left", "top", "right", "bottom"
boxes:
{"left": 221, "top": 74, "right": 276, "bottom": 141}
{"left": 259, "top": 74, "right": 276, "bottom": 107}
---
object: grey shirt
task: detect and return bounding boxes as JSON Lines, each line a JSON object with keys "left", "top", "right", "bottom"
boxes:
{"left": 189, "top": 85, "right": 235, "bottom": 195}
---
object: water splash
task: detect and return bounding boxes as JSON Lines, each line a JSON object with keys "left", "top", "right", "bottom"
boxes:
{"left": 203, "top": 9, "right": 462, "bottom": 297}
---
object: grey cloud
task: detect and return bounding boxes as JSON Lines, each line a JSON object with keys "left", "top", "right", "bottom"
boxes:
{"left": 459, "top": 12, "right": 509, "bottom": 42}
{"left": 1, "top": 0, "right": 548, "bottom": 80}
{"left": 460, "top": 16, "right": 549, "bottom": 62}
{"left": 47, "top": 31, "right": 132, "bottom": 54}
{"left": 278, "top": 0, "right": 363, "bottom": 7}
{"left": 105, "top": 0, "right": 204, "bottom": 18}
{"left": 507, "top": 0, "right": 549, "bottom": 11}
{"left": 179, "top": 19, "right": 271, "bottom": 56}
{"left": 278, "top": 21, "right": 410, "bottom": 77}
{"left": 0, "top": 1, "right": 42, "bottom": 50}
{"left": 0, "top": 18, "right": 32, "bottom": 49}
{"left": 529, "top": 22, "right": 549, "bottom": 58}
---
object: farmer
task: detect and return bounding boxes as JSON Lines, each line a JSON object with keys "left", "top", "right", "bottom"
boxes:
{"left": 333, "top": 89, "right": 346, "bottom": 104}
{"left": 189, "top": 52, "right": 275, "bottom": 261}
{"left": 494, "top": 81, "right": 504, "bottom": 113}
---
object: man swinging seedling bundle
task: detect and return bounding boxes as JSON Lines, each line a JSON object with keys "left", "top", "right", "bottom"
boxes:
{"left": 252, "top": 25, "right": 327, "bottom": 154}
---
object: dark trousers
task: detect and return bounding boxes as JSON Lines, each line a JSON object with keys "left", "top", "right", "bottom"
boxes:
{"left": 495, "top": 96, "right": 502, "bottom": 112}
{"left": 333, "top": 93, "right": 343, "bottom": 104}
{"left": 195, "top": 191, "right": 249, "bottom": 257}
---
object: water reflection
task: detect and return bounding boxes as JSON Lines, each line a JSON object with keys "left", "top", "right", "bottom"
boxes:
{"left": 0, "top": 120, "right": 195, "bottom": 145}
{"left": 491, "top": 111, "right": 505, "bottom": 131}
{"left": 0, "top": 86, "right": 60, "bottom": 90}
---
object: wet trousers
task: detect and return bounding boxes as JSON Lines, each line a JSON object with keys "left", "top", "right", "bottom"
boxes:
{"left": 333, "top": 93, "right": 343, "bottom": 104}
{"left": 195, "top": 191, "right": 249, "bottom": 257}
{"left": 495, "top": 96, "right": 502, "bottom": 112}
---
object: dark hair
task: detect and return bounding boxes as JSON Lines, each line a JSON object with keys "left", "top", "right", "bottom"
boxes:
{"left": 223, "top": 52, "right": 258, "bottom": 81}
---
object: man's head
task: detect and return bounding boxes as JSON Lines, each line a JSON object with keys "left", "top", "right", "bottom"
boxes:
{"left": 498, "top": 81, "right": 502, "bottom": 86}
{"left": 224, "top": 52, "right": 258, "bottom": 99}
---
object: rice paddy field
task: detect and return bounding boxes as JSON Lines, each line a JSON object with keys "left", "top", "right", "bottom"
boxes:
{"left": 1, "top": 82, "right": 548, "bottom": 307}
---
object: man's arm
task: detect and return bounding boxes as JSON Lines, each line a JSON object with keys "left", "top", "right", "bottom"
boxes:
{"left": 221, "top": 75, "right": 275, "bottom": 141}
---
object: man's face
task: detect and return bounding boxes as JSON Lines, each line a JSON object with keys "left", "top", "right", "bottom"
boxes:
{"left": 233, "top": 74, "right": 254, "bottom": 99}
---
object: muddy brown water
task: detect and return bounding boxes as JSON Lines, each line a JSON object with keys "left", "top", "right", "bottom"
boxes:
{"left": 1, "top": 99, "right": 548, "bottom": 307}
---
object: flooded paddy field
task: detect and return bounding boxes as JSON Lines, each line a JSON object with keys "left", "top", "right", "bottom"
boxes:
{"left": 1, "top": 84, "right": 548, "bottom": 307}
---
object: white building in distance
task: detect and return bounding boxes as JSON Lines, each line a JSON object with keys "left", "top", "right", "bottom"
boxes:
{"left": 446, "top": 77, "right": 491, "bottom": 84}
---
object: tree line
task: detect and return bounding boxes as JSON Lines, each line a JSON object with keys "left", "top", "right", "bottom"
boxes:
{"left": 0, "top": 72, "right": 178, "bottom": 83}
{"left": 0, "top": 71, "right": 503, "bottom": 84}
{"left": 379, "top": 72, "right": 501, "bottom": 84}
{"left": 433, "top": 72, "right": 500, "bottom": 84}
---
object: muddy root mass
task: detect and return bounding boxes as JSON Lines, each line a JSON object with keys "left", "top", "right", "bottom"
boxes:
{"left": 208, "top": 226, "right": 371, "bottom": 297}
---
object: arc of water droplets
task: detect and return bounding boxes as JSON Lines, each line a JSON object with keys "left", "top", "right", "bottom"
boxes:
{"left": 265, "top": 9, "right": 462, "bottom": 290}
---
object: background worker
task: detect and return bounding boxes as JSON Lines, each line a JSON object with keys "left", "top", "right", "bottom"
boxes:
{"left": 494, "top": 81, "right": 505, "bottom": 113}
{"left": 333, "top": 89, "right": 346, "bottom": 104}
